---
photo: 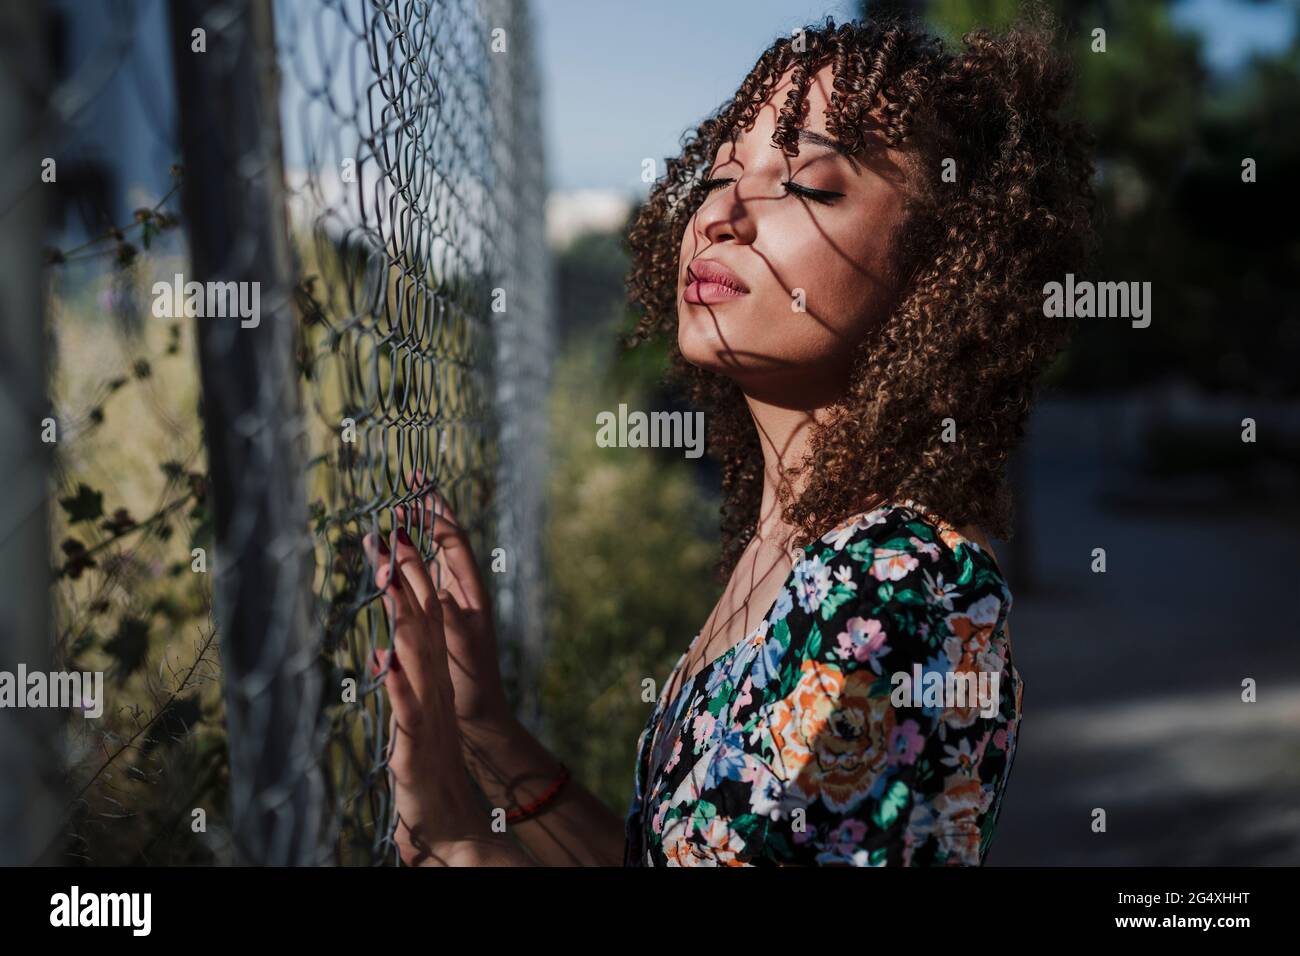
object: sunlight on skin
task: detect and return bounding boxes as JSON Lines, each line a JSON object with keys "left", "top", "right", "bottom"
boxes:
{"left": 665, "top": 64, "right": 924, "bottom": 696}
{"left": 676, "top": 63, "right": 911, "bottom": 406}
{"left": 664, "top": 63, "right": 1006, "bottom": 699}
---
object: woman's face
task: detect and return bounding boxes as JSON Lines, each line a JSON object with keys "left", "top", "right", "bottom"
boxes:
{"left": 677, "top": 64, "right": 912, "bottom": 405}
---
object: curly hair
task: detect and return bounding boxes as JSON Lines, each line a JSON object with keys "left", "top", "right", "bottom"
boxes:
{"left": 624, "top": 9, "right": 1097, "bottom": 579}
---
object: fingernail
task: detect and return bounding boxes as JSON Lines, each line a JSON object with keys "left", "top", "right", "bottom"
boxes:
{"left": 396, "top": 527, "right": 412, "bottom": 547}
{"left": 377, "top": 535, "right": 390, "bottom": 556}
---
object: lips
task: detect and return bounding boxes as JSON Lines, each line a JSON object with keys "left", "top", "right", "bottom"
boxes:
{"left": 684, "top": 259, "right": 750, "bottom": 305}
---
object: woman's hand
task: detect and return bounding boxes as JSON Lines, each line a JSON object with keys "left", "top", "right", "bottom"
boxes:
{"left": 379, "top": 476, "right": 623, "bottom": 867}
{"left": 362, "top": 526, "right": 496, "bottom": 865}
{"left": 393, "top": 473, "right": 511, "bottom": 729}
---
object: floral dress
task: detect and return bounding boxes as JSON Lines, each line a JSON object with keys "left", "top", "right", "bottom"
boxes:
{"left": 623, "top": 500, "right": 1022, "bottom": 866}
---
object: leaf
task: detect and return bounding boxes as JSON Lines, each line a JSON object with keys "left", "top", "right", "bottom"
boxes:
{"left": 765, "top": 829, "right": 793, "bottom": 857}
{"left": 846, "top": 539, "right": 875, "bottom": 560}
{"left": 706, "top": 688, "right": 731, "bottom": 718}
{"left": 878, "top": 536, "right": 915, "bottom": 552}
{"left": 190, "top": 507, "right": 213, "bottom": 552}
{"left": 779, "top": 656, "right": 797, "bottom": 693}
{"left": 872, "top": 779, "right": 911, "bottom": 829}
{"left": 100, "top": 508, "right": 136, "bottom": 535}
{"left": 818, "top": 584, "right": 856, "bottom": 620}
{"left": 104, "top": 617, "right": 150, "bottom": 679}
{"left": 905, "top": 521, "right": 936, "bottom": 542}
{"left": 59, "top": 483, "right": 104, "bottom": 524}
{"left": 729, "top": 813, "right": 762, "bottom": 841}
{"left": 806, "top": 622, "right": 823, "bottom": 660}
{"left": 59, "top": 538, "right": 96, "bottom": 579}
{"left": 688, "top": 800, "right": 718, "bottom": 835}
{"left": 955, "top": 550, "right": 975, "bottom": 586}
{"left": 772, "top": 616, "right": 791, "bottom": 649}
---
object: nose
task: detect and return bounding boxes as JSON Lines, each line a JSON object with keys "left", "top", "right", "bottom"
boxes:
{"left": 696, "top": 177, "right": 756, "bottom": 247}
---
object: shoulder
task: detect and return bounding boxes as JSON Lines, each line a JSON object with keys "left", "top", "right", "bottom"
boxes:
{"left": 757, "top": 502, "right": 1022, "bottom": 865}
{"left": 783, "top": 501, "right": 1012, "bottom": 659}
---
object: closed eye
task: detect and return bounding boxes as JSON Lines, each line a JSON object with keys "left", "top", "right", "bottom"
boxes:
{"left": 782, "top": 180, "right": 844, "bottom": 205}
{"left": 698, "top": 176, "right": 843, "bottom": 206}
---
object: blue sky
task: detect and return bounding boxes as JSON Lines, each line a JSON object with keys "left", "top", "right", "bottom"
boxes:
{"left": 533, "top": 0, "right": 1298, "bottom": 193}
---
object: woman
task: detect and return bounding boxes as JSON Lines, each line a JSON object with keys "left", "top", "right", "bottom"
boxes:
{"left": 361, "top": 12, "right": 1094, "bottom": 866}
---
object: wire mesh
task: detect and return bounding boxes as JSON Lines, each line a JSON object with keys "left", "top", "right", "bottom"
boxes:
{"left": 276, "top": 0, "right": 552, "bottom": 864}
{"left": 4, "top": 0, "right": 551, "bottom": 866}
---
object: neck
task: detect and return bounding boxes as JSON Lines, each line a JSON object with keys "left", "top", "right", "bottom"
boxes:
{"left": 744, "top": 392, "right": 828, "bottom": 552}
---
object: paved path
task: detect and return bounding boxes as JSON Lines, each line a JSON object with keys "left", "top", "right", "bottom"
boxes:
{"left": 985, "top": 398, "right": 1300, "bottom": 865}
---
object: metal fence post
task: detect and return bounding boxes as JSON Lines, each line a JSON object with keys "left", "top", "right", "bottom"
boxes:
{"left": 168, "top": 0, "right": 326, "bottom": 865}
{"left": 487, "top": 0, "right": 554, "bottom": 729}
{"left": 0, "top": 0, "right": 61, "bottom": 867}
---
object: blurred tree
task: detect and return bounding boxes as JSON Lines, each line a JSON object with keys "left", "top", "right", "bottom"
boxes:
{"left": 540, "top": 320, "right": 719, "bottom": 811}
{"left": 857, "top": 0, "right": 1300, "bottom": 396}
{"left": 553, "top": 227, "right": 636, "bottom": 345}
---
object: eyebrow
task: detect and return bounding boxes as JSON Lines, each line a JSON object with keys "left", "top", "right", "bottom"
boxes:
{"left": 795, "top": 129, "right": 858, "bottom": 166}
{"left": 711, "top": 127, "right": 860, "bottom": 175}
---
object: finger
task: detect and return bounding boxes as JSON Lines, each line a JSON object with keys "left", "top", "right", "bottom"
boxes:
{"left": 437, "top": 587, "right": 474, "bottom": 656}
{"left": 396, "top": 475, "right": 482, "bottom": 606}
{"left": 363, "top": 531, "right": 433, "bottom": 703}
{"left": 422, "top": 500, "right": 489, "bottom": 613}
{"left": 370, "top": 646, "right": 400, "bottom": 679}
{"left": 382, "top": 650, "right": 418, "bottom": 724}
{"left": 382, "top": 659, "right": 423, "bottom": 779}
{"left": 361, "top": 532, "right": 402, "bottom": 619}
{"left": 394, "top": 473, "right": 477, "bottom": 610}
{"left": 396, "top": 499, "right": 484, "bottom": 614}
{"left": 436, "top": 588, "right": 481, "bottom": 691}
{"left": 389, "top": 527, "right": 456, "bottom": 710}
{"left": 390, "top": 526, "right": 442, "bottom": 626}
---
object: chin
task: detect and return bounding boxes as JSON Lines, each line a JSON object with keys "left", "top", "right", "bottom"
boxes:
{"left": 676, "top": 313, "right": 737, "bottom": 375}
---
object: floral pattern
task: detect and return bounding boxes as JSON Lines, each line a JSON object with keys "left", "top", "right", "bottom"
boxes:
{"left": 623, "top": 500, "right": 1023, "bottom": 866}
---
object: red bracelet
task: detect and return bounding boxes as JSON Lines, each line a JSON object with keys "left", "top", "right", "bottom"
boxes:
{"left": 504, "top": 762, "right": 570, "bottom": 824}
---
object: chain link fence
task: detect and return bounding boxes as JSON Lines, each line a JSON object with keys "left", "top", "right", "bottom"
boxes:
{"left": 1, "top": 0, "right": 552, "bottom": 866}
{"left": 277, "top": 0, "right": 553, "bottom": 865}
